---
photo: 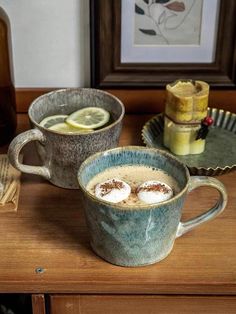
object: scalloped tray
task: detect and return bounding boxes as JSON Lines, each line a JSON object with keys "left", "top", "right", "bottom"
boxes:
{"left": 142, "top": 108, "right": 236, "bottom": 176}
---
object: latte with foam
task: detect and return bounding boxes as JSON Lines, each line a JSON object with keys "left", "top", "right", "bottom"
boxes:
{"left": 86, "top": 165, "right": 179, "bottom": 206}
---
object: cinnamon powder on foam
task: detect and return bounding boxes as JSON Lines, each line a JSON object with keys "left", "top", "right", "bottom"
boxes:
{"left": 88, "top": 165, "right": 179, "bottom": 206}
{"left": 136, "top": 183, "right": 170, "bottom": 194}
{"left": 98, "top": 179, "right": 125, "bottom": 196}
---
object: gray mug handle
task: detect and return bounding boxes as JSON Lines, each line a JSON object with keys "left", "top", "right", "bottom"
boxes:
{"left": 176, "top": 176, "right": 227, "bottom": 238}
{"left": 8, "top": 129, "right": 51, "bottom": 180}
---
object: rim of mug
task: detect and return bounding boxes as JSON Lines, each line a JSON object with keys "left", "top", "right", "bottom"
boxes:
{"left": 77, "top": 146, "right": 190, "bottom": 211}
{"left": 28, "top": 88, "right": 125, "bottom": 136}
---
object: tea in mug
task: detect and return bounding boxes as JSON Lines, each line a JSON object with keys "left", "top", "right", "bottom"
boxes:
{"left": 39, "top": 107, "right": 110, "bottom": 134}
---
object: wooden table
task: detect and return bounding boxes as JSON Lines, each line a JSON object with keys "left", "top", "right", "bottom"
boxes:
{"left": 0, "top": 114, "right": 236, "bottom": 314}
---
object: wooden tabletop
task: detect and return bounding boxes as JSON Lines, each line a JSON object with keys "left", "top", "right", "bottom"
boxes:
{"left": 0, "top": 114, "right": 235, "bottom": 294}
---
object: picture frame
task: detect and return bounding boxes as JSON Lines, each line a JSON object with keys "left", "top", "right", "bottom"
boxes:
{"left": 90, "top": 0, "right": 236, "bottom": 88}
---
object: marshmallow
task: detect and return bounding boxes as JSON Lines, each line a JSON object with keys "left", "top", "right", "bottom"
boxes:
{"left": 95, "top": 178, "right": 131, "bottom": 203}
{"left": 137, "top": 180, "right": 173, "bottom": 204}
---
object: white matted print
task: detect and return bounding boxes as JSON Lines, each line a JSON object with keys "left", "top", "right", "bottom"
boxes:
{"left": 134, "top": 0, "right": 203, "bottom": 45}
{"left": 121, "top": 0, "right": 220, "bottom": 63}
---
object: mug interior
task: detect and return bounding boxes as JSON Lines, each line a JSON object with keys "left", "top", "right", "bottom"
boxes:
{"left": 29, "top": 88, "right": 124, "bottom": 126}
{"left": 78, "top": 146, "right": 189, "bottom": 206}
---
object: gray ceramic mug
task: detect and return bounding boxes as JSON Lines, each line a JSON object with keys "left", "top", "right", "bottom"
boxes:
{"left": 8, "top": 88, "right": 125, "bottom": 189}
{"left": 78, "top": 146, "right": 227, "bottom": 267}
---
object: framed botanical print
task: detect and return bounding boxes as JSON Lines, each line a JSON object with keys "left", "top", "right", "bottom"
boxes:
{"left": 90, "top": 0, "right": 236, "bottom": 88}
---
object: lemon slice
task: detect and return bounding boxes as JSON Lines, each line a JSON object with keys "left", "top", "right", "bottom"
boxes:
{"left": 39, "top": 114, "right": 68, "bottom": 128}
{"left": 66, "top": 107, "right": 110, "bottom": 129}
{"left": 48, "top": 122, "right": 93, "bottom": 134}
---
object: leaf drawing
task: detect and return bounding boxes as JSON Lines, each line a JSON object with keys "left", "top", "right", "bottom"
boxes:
{"left": 165, "top": 1, "right": 185, "bottom": 12}
{"left": 135, "top": 4, "right": 145, "bottom": 14}
{"left": 139, "top": 28, "right": 157, "bottom": 35}
{"left": 135, "top": 0, "right": 197, "bottom": 44}
{"left": 158, "top": 11, "right": 166, "bottom": 24}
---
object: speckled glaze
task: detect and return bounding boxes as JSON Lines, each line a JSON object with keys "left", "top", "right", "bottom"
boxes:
{"left": 78, "top": 146, "right": 227, "bottom": 267}
{"left": 8, "top": 88, "right": 125, "bottom": 188}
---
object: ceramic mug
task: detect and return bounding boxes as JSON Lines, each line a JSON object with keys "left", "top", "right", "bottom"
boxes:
{"left": 77, "top": 146, "right": 227, "bottom": 267}
{"left": 8, "top": 88, "right": 125, "bottom": 189}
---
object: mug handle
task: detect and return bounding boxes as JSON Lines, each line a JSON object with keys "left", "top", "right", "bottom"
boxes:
{"left": 176, "top": 176, "right": 227, "bottom": 238}
{"left": 8, "top": 129, "right": 51, "bottom": 180}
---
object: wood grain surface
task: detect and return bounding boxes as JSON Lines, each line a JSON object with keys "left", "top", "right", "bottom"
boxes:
{"left": 0, "top": 114, "right": 235, "bottom": 294}
{"left": 15, "top": 88, "right": 236, "bottom": 114}
{"left": 50, "top": 295, "right": 236, "bottom": 314}
{"left": 32, "top": 294, "right": 46, "bottom": 314}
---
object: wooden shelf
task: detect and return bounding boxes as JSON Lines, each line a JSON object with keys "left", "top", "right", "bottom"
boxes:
{"left": 0, "top": 114, "right": 235, "bottom": 294}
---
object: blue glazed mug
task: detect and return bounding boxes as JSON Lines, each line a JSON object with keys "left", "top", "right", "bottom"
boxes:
{"left": 78, "top": 146, "right": 227, "bottom": 267}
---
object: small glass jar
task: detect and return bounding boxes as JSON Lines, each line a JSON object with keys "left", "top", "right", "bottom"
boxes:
{"left": 164, "top": 116, "right": 205, "bottom": 156}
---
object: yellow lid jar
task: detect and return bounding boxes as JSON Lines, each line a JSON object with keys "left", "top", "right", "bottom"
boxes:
{"left": 165, "top": 80, "right": 209, "bottom": 124}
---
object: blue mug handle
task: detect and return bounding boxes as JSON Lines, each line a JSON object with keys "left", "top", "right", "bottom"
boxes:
{"left": 176, "top": 176, "right": 227, "bottom": 238}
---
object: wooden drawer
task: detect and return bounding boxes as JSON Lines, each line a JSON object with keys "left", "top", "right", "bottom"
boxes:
{"left": 50, "top": 295, "right": 236, "bottom": 314}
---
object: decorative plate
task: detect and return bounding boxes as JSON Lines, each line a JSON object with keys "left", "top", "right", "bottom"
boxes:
{"left": 142, "top": 108, "right": 236, "bottom": 176}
